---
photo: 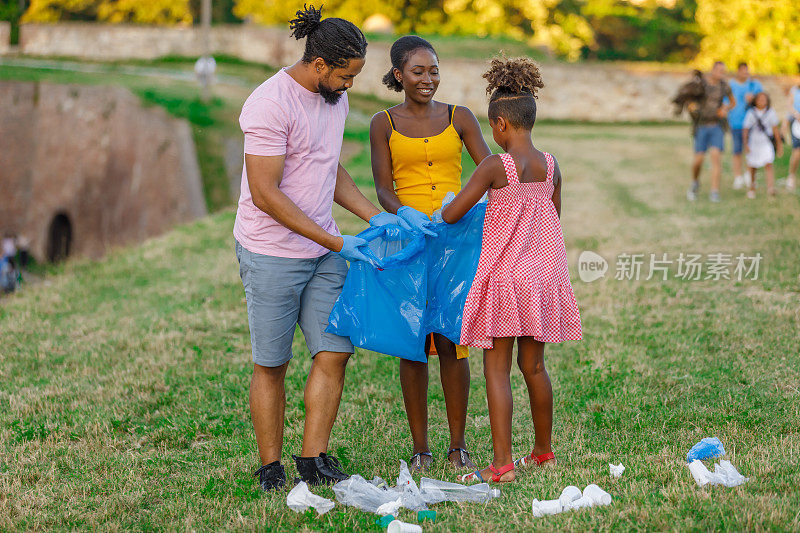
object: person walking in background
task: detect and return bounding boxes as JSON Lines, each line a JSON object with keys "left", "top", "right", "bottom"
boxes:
{"left": 370, "top": 35, "right": 493, "bottom": 473}
{"left": 442, "top": 57, "right": 582, "bottom": 484}
{"left": 743, "top": 92, "right": 783, "bottom": 198}
{"left": 784, "top": 83, "right": 800, "bottom": 191}
{"left": 728, "top": 62, "right": 763, "bottom": 190}
{"left": 687, "top": 61, "right": 735, "bottom": 202}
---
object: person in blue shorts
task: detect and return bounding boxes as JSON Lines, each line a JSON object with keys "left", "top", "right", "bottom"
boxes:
{"left": 687, "top": 61, "right": 735, "bottom": 202}
{"left": 728, "top": 62, "right": 763, "bottom": 190}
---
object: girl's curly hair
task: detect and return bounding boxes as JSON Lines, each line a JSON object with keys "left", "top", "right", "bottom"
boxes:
{"left": 483, "top": 56, "right": 544, "bottom": 129}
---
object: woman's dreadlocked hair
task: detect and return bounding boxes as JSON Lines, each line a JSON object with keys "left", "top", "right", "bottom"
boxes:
{"left": 289, "top": 5, "right": 368, "bottom": 69}
{"left": 483, "top": 56, "right": 544, "bottom": 129}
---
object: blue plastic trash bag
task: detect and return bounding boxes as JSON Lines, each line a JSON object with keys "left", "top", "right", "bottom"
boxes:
{"left": 686, "top": 437, "right": 725, "bottom": 462}
{"left": 327, "top": 224, "right": 428, "bottom": 361}
{"left": 424, "top": 199, "right": 487, "bottom": 345}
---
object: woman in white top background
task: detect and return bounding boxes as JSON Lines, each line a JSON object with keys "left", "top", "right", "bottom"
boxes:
{"left": 743, "top": 92, "right": 783, "bottom": 199}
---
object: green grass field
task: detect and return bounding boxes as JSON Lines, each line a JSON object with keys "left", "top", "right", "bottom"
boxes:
{"left": 1, "top": 60, "right": 800, "bottom": 531}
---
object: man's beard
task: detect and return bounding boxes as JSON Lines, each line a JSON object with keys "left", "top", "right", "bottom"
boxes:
{"left": 319, "top": 81, "right": 345, "bottom": 105}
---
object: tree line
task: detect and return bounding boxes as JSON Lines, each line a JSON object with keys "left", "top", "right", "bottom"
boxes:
{"left": 2, "top": 0, "right": 798, "bottom": 74}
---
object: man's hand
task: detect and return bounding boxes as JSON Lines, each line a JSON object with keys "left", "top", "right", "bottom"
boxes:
{"left": 717, "top": 107, "right": 729, "bottom": 119}
{"left": 335, "top": 235, "right": 383, "bottom": 267}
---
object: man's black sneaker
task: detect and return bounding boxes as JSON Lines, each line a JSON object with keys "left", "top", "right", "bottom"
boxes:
{"left": 254, "top": 461, "right": 286, "bottom": 492}
{"left": 293, "top": 453, "right": 350, "bottom": 485}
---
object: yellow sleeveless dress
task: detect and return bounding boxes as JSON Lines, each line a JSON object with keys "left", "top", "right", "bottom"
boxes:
{"left": 385, "top": 104, "right": 469, "bottom": 359}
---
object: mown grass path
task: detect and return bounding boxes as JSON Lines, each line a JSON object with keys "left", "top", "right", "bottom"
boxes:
{"left": 2, "top": 109, "right": 799, "bottom": 529}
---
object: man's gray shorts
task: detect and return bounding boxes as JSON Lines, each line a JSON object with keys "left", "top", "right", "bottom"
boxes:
{"left": 235, "top": 240, "right": 354, "bottom": 367}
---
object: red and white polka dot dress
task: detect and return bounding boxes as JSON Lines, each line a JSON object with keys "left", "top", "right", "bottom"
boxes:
{"left": 460, "top": 152, "right": 582, "bottom": 349}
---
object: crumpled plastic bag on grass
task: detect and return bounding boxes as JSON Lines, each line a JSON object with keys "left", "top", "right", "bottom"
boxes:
{"left": 286, "top": 481, "right": 335, "bottom": 515}
{"left": 333, "top": 475, "right": 403, "bottom": 514}
{"left": 686, "top": 437, "right": 725, "bottom": 462}
{"left": 419, "top": 477, "right": 500, "bottom": 504}
{"left": 396, "top": 460, "right": 428, "bottom": 511}
{"left": 688, "top": 460, "right": 748, "bottom": 488}
{"left": 333, "top": 461, "right": 428, "bottom": 514}
{"left": 327, "top": 224, "right": 428, "bottom": 361}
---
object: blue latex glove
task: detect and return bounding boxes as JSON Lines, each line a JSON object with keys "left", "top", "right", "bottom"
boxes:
{"left": 397, "top": 206, "right": 437, "bottom": 236}
{"left": 336, "top": 235, "right": 383, "bottom": 268}
{"left": 369, "top": 211, "right": 413, "bottom": 232}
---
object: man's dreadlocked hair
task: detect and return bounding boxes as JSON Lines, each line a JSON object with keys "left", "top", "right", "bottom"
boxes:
{"left": 483, "top": 56, "right": 544, "bottom": 129}
{"left": 289, "top": 5, "right": 367, "bottom": 69}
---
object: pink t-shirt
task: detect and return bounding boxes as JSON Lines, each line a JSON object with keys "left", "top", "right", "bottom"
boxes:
{"left": 233, "top": 68, "right": 347, "bottom": 258}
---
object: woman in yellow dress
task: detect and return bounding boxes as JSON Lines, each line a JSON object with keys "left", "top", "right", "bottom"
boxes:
{"left": 370, "top": 35, "right": 492, "bottom": 472}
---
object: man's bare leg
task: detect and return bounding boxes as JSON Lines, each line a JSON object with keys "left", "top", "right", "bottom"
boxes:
{"left": 709, "top": 147, "right": 722, "bottom": 194}
{"left": 301, "top": 351, "right": 351, "bottom": 456}
{"left": 692, "top": 152, "right": 704, "bottom": 183}
{"left": 251, "top": 362, "right": 289, "bottom": 465}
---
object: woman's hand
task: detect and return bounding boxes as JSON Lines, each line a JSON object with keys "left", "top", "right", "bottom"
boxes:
{"left": 397, "top": 206, "right": 437, "bottom": 236}
{"left": 369, "top": 212, "right": 412, "bottom": 231}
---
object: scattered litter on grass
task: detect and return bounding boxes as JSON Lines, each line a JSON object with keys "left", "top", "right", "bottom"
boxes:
{"left": 583, "top": 484, "right": 612, "bottom": 506}
{"left": 688, "top": 460, "right": 748, "bottom": 488}
{"left": 532, "top": 484, "right": 612, "bottom": 517}
{"left": 336, "top": 461, "right": 500, "bottom": 514}
{"left": 371, "top": 476, "right": 389, "bottom": 489}
{"left": 417, "top": 510, "right": 436, "bottom": 522}
{"left": 419, "top": 477, "right": 500, "bottom": 504}
{"left": 286, "top": 481, "right": 335, "bottom": 515}
{"left": 532, "top": 499, "right": 562, "bottom": 516}
{"left": 387, "top": 519, "right": 422, "bottom": 533}
{"left": 686, "top": 437, "right": 725, "bottom": 462}
{"left": 397, "top": 460, "right": 428, "bottom": 511}
{"left": 376, "top": 496, "right": 404, "bottom": 516}
{"left": 376, "top": 515, "right": 396, "bottom": 528}
{"left": 558, "top": 486, "right": 582, "bottom": 507}
{"left": 609, "top": 463, "right": 625, "bottom": 478}
{"left": 333, "top": 475, "right": 403, "bottom": 513}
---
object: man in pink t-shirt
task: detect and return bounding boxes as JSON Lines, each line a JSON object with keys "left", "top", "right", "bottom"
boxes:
{"left": 234, "top": 7, "right": 409, "bottom": 492}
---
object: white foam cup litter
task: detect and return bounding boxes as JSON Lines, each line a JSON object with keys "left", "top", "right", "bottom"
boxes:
{"left": 558, "top": 485, "right": 582, "bottom": 508}
{"left": 609, "top": 463, "right": 625, "bottom": 477}
{"left": 387, "top": 520, "right": 422, "bottom": 533}
{"left": 583, "top": 484, "right": 612, "bottom": 506}
{"left": 536, "top": 499, "right": 563, "bottom": 515}
{"left": 569, "top": 496, "right": 593, "bottom": 510}
{"left": 531, "top": 499, "right": 544, "bottom": 517}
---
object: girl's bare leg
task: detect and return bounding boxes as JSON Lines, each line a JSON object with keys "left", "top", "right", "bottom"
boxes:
{"left": 472, "top": 337, "right": 515, "bottom": 481}
{"left": 517, "top": 337, "right": 555, "bottom": 463}
{"left": 765, "top": 163, "right": 775, "bottom": 195}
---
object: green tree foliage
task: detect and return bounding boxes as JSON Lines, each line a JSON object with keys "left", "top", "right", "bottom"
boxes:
{"left": 15, "top": 0, "right": 800, "bottom": 73}
{"left": 581, "top": 0, "right": 699, "bottom": 62}
{"left": 22, "top": 0, "right": 193, "bottom": 24}
{"left": 696, "top": 0, "right": 800, "bottom": 74}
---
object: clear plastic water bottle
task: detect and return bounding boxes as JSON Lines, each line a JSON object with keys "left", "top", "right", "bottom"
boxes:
{"left": 419, "top": 477, "right": 501, "bottom": 504}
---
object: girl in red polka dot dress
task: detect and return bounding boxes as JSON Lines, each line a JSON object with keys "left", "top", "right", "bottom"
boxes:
{"left": 442, "top": 57, "right": 582, "bottom": 484}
